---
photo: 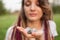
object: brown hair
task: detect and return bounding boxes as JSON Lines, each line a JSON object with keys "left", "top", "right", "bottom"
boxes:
{"left": 11, "top": 0, "right": 53, "bottom": 40}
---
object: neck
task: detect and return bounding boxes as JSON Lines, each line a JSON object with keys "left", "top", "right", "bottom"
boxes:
{"left": 27, "top": 20, "right": 42, "bottom": 30}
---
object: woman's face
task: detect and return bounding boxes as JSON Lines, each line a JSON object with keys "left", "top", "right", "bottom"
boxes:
{"left": 24, "top": 0, "right": 43, "bottom": 21}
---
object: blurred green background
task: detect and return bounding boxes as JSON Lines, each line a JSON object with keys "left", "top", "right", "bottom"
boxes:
{"left": 0, "top": 0, "right": 60, "bottom": 40}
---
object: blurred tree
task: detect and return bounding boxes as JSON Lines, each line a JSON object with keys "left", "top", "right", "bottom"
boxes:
{"left": 52, "top": 6, "right": 60, "bottom": 14}
{"left": 0, "top": 0, "right": 7, "bottom": 15}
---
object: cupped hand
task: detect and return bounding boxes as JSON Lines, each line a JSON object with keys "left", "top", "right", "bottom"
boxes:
{"left": 31, "top": 31, "right": 43, "bottom": 38}
{"left": 16, "top": 26, "right": 35, "bottom": 38}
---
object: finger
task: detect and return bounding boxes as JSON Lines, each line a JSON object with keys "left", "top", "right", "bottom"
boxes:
{"left": 32, "top": 32, "right": 36, "bottom": 36}
{"left": 17, "top": 27, "right": 24, "bottom": 32}
{"left": 32, "top": 32, "right": 40, "bottom": 37}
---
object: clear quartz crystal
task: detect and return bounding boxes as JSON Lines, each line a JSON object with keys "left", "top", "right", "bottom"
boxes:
{"left": 32, "top": 28, "right": 37, "bottom": 32}
{"left": 25, "top": 27, "right": 32, "bottom": 34}
{"left": 25, "top": 27, "right": 44, "bottom": 34}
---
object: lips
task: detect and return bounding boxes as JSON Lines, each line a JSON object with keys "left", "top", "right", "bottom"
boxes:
{"left": 29, "top": 13, "right": 37, "bottom": 17}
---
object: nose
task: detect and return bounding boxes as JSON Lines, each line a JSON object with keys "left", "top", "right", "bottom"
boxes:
{"left": 30, "top": 4, "right": 36, "bottom": 11}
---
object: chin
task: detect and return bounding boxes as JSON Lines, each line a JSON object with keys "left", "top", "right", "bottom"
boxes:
{"left": 28, "top": 18, "right": 39, "bottom": 21}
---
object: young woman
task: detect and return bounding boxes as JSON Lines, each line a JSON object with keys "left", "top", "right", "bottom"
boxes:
{"left": 5, "top": 0, "right": 58, "bottom": 40}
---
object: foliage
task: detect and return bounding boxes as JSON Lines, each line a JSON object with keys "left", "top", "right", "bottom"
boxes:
{"left": 52, "top": 6, "right": 60, "bottom": 14}
{"left": 0, "top": 1, "right": 7, "bottom": 15}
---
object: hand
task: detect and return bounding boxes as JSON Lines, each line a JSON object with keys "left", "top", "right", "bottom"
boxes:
{"left": 16, "top": 26, "right": 34, "bottom": 38}
{"left": 31, "top": 31, "right": 43, "bottom": 38}
{"left": 31, "top": 32, "right": 40, "bottom": 38}
{"left": 17, "top": 27, "right": 24, "bottom": 32}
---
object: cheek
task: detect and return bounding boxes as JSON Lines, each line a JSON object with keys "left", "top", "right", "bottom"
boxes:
{"left": 37, "top": 7, "right": 43, "bottom": 19}
{"left": 24, "top": 6, "right": 29, "bottom": 16}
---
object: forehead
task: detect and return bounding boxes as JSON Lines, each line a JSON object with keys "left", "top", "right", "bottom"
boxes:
{"left": 24, "top": 0, "right": 38, "bottom": 2}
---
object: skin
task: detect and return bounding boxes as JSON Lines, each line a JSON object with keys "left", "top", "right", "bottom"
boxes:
{"left": 17, "top": 0, "right": 44, "bottom": 39}
{"left": 24, "top": 0, "right": 43, "bottom": 21}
